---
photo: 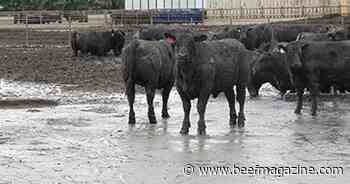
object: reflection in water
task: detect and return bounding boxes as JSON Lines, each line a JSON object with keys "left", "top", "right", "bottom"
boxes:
{"left": 124, "top": 89, "right": 350, "bottom": 182}
{"left": 290, "top": 99, "right": 350, "bottom": 166}
{"left": 178, "top": 135, "right": 209, "bottom": 152}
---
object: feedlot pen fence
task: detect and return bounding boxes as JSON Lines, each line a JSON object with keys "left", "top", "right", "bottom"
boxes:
{"left": 0, "top": 5, "right": 349, "bottom": 47}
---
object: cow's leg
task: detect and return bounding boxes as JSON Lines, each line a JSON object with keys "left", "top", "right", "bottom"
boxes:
{"left": 197, "top": 93, "right": 210, "bottom": 135}
{"left": 236, "top": 84, "right": 246, "bottom": 126}
{"left": 247, "top": 79, "right": 262, "bottom": 97}
{"left": 247, "top": 84, "right": 259, "bottom": 97}
{"left": 126, "top": 82, "right": 136, "bottom": 124}
{"left": 309, "top": 81, "right": 320, "bottom": 116}
{"left": 293, "top": 74, "right": 305, "bottom": 114}
{"left": 145, "top": 86, "right": 157, "bottom": 124}
{"left": 73, "top": 48, "right": 78, "bottom": 57}
{"left": 280, "top": 89, "right": 287, "bottom": 100}
{"left": 179, "top": 91, "right": 191, "bottom": 135}
{"left": 294, "top": 87, "right": 304, "bottom": 114}
{"left": 224, "top": 89, "right": 237, "bottom": 127}
{"left": 81, "top": 47, "right": 88, "bottom": 57}
{"left": 161, "top": 86, "right": 172, "bottom": 119}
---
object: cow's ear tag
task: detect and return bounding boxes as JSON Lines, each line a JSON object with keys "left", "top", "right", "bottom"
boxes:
{"left": 279, "top": 48, "right": 286, "bottom": 54}
{"left": 166, "top": 37, "right": 176, "bottom": 44}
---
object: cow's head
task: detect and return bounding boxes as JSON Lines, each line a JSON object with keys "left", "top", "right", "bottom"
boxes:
{"left": 252, "top": 50, "right": 294, "bottom": 94}
{"left": 238, "top": 27, "right": 251, "bottom": 46}
{"left": 111, "top": 29, "right": 126, "bottom": 56}
{"left": 164, "top": 33, "right": 207, "bottom": 64}
{"left": 278, "top": 41, "right": 307, "bottom": 70}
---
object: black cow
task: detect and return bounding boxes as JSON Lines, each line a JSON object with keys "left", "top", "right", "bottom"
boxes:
{"left": 296, "top": 31, "right": 348, "bottom": 41}
{"left": 272, "top": 24, "right": 335, "bottom": 41}
{"left": 164, "top": 33, "right": 249, "bottom": 135}
{"left": 122, "top": 39, "right": 175, "bottom": 124}
{"left": 248, "top": 48, "right": 294, "bottom": 97}
{"left": 210, "top": 25, "right": 248, "bottom": 40}
{"left": 135, "top": 25, "right": 191, "bottom": 41}
{"left": 71, "top": 30, "right": 125, "bottom": 56}
{"left": 239, "top": 24, "right": 274, "bottom": 50}
{"left": 279, "top": 40, "right": 350, "bottom": 116}
{"left": 241, "top": 24, "right": 335, "bottom": 50}
{"left": 296, "top": 32, "right": 334, "bottom": 41}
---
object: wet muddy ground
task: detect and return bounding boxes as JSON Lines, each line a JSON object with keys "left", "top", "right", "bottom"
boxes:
{"left": 0, "top": 30, "right": 349, "bottom": 183}
{"left": 0, "top": 80, "right": 349, "bottom": 183}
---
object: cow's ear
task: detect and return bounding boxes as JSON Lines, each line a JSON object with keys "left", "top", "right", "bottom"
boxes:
{"left": 194, "top": 34, "right": 208, "bottom": 42}
{"left": 164, "top": 33, "right": 177, "bottom": 44}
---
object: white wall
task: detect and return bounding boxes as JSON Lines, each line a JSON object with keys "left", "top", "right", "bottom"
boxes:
{"left": 205, "top": 0, "right": 341, "bottom": 9}
{"left": 125, "top": 0, "right": 342, "bottom": 9}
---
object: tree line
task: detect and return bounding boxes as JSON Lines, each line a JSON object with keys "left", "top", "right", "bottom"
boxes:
{"left": 0, "top": 0, "right": 124, "bottom": 11}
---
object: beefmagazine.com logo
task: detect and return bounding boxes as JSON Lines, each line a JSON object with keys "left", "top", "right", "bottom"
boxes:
{"left": 183, "top": 163, "right": 344, "bottom": 177}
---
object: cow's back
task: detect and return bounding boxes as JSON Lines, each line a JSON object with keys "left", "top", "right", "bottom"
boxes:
{"left": 198, "top": 39, "right": 248, "bottom": 90}
{"left": 130, "top": 40, "right": 175, "bottom": 89}
{"left": 301, "top": 41, "right": 350, "bottom": 70}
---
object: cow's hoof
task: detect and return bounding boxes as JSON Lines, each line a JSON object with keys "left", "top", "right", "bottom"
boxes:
{"left": 149, "top": 118, "right": 157, "bottom": 124}
{"left": 197, "top": 128, "right": 206, "bottom": 135}
{"left": 180, "top": 128, "right": 189, "bottom": 135}
{"left": 229, "top": 119, "right": 237, "bottom": 127}
{"left": 128, "top": 118, "right": 136, "bottom": 125}
{"left": 162, "top": 112, "right": 170, "bottom": 119}
{"left": 237, "top": 117, "right": 245, "bottom": 127}
{"left": 294, "top": 109, "right": 301, "bottom": 114}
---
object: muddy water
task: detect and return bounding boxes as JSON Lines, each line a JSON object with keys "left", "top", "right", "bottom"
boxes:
{"left": 0, "top": 82, "right": 349, "bottom": 183}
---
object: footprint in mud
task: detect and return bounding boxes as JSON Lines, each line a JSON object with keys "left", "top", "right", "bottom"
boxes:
{"left": 81, "top": 106, "right": 117, "bottom": 114}
{"left": 46, "top": 118, "right": 91, "bottom": 127}
{"left": 82, "top": 106, "right": 127, "bottom": 117}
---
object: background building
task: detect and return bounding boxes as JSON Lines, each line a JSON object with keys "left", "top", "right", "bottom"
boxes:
{"left": 125, "top": 0, "right": 343, "bottom": 10}
{"left": 125, "top": 0, "right": 205, "bottom": 9}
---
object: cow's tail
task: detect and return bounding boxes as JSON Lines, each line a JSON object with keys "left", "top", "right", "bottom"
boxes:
{"left": 71, "top": 31, "right": 78, "bottom": 56}
{"left": 122, "top": 40, "right": 139, "bottom": 95}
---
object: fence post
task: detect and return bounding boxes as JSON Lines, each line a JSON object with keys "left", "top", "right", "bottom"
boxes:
{"left": 25, "top": 15, "right": 29, "bottom": 47}
{"left": 104, "top": 10, "right": 108, "bottom": 25}
{"left": 40, "top": 11, "right": 42, "bottom": 24}
{"left": 68, "top": 16, "right": 72, "bottom": 46}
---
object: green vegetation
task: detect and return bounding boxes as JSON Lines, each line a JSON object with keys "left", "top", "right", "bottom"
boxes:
{"left": 0, "top": 0, "right": 124, "bottom": 10}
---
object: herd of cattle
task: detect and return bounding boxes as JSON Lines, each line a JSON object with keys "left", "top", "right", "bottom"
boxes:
{"left": 70, "top": 23, "right": 350, "bottom": 134}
